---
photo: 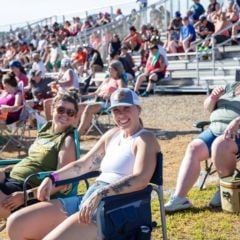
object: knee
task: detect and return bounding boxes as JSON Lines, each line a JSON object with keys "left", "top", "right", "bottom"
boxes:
{"left": 6, "top": 212, "right": 23, "bottom": 239}
{"left": 212, "top": 135, "right": 237, "bottom": 155}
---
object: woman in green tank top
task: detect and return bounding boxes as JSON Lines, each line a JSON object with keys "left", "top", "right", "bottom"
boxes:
{"left": 0, "top": 88, "right": 80, "bottom": 219}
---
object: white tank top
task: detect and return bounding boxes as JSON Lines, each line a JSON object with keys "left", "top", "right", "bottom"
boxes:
{"left": 96, "top": 128, "right": 147, "bottom": 183}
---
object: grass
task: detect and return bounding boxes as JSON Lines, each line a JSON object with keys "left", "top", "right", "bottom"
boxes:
{"left": 151, "top": 186, "right": 240, "bottom": 240}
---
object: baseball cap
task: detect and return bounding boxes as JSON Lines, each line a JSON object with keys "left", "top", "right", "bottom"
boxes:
{"left": 9, "top": 60, "right": 22, "bottom": 69}
{"left": 61, "top": 57, "right": 71, "bottom": 67}
{"left": 29, "top": 69, "right": 42, "bottom": 78}
{"left": 175, "top": 11, "right": 181, "bottom": 17}
{"left": 109, "top": 88, "right": 141, "bottom": 110}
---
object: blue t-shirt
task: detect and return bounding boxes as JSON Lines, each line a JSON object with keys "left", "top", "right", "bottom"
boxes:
{"left": 190, "top": 3, "right": 205, "bottom": 17}
{"left": 180, "top": 24, "right": 196, "bottom": 41}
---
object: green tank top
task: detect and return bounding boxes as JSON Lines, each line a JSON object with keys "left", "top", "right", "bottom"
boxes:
{"left": 10, "top": 122, "right": 74, "bottom": 187}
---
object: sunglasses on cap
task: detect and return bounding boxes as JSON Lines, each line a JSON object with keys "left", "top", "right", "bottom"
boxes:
{"left": 56, "top": 106, "right": 76, "bottom": 117}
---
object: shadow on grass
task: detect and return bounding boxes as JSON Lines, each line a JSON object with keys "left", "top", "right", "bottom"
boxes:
{"left": 166, "top": 205, "right": 223, "bottom": 216}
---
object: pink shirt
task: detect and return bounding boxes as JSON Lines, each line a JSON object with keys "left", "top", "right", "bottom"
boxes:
{"left": 16, "top": 73, "right": 28, "bottom": 87}
{"left": 98, "top": 77, "right": 121, "bottom": 99}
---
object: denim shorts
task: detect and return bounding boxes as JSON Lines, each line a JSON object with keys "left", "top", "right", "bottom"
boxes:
{"left": 197, "top": 128, "right": 240, "bottom": 156}
{"left": 59, "top": 181, "right": 109, "bottom": 219}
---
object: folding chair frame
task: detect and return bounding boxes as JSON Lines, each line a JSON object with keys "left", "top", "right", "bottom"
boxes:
{"left": 54, "top": 152, "right": 167, "bottom": 240}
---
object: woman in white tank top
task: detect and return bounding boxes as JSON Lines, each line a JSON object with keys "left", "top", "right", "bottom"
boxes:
{"left": 7, "top": 88, "right": 161, "bottom": 240}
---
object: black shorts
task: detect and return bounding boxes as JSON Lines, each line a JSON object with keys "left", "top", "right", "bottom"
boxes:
{"left": 148, "top": 72, "right": 165, "bottom": 82}
{"left": 0, "top": 173, "right": 24, "bottom": 195}
{"left": 133, "top": 43, "right": 141, "bottom": 52}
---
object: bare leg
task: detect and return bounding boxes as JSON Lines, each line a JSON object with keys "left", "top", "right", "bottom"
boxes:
{"left": 211, "top": 135, "right": 238, "bottom": 177}
{"left": 43, "top": 212, "right": 97, "bottom": 240}
{"left": 7, "top": 199, "right": 67, "bottom": 240}
{"left": 134, "top": 73, "right": 147, "bottom": 93}
{"left": 174, "top": 139, "right": 209, "bottom": 197}
{"left": 146, "top": 74, "right": 158, "bottom": 92}
{"left": 78, "top": 103, "right": 102, "bottom": 135}
{"left": 0, "top": 191, "right": 11, "bottom": 218}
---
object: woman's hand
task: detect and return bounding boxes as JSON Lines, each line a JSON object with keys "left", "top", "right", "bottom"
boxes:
{"left": 78, "top": 192, "right": 102, "bottom": 224}
{"left": 36, "top": 177, "right": 53, "bottom": 202}
{"left": 224, "top": 118, "right": 240, "bottom": 140}
{"left": 2, "top": 192, "right": 24, "bottom": 211}
{"left": 211, "top": 86, "right": 225, "bottom": 100}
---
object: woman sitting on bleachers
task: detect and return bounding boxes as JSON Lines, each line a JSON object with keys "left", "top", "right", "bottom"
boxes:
{"left": 0, "top": 73, "right": 23, "bottom": 125}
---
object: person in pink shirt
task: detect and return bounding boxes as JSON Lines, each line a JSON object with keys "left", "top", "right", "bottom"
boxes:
{"left": 0, "top": 72, "right": 23, "bottom": 125}
{"left": 9, "top": 60, "right": 29, "bottom": 87}
{"left": 77, "top": 60, "right": 127, "bottom": 135}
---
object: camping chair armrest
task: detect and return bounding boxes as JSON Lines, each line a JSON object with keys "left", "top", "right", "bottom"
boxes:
{"left": 0, "top": 159, "right": 21, "bottom": 165}
{"left": 55, "top": 171, "right": 101, "bottom": 187}
{"left": 23, "top": 171, "right": 101, "bottom": 206}
{"left": 193, "top": 121, "right": 211, "bottom": 132}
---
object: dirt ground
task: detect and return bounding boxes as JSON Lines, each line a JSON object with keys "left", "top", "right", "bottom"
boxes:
{"left": 0, "top": 93, "right": 210, "bottom": 239}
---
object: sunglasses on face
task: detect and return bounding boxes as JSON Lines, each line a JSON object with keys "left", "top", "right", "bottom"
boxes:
{"left": 56, "top": 106, "right": 76, "bottom": 117}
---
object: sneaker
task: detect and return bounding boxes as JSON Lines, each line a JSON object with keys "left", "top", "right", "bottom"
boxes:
{"left": 140, "top": 91, "right": 149, "bottom": 97}
{"left": 164, "top": 195, "right": 192, "bottom": 212}
{"left": 209, "top": 189, "right": 221, "bottom": 207}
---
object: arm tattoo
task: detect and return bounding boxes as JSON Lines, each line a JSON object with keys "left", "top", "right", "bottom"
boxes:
{"left": 89, "top": 153, "right": 104, "bottom": 170}
{"left": 111, "top": 177, "right": 132, "bottom": 194}
{"left": 100, "top": 188, "right": 109, "bottom": 198}
{"left": 73, "top": 162, "right": 81, "bottom": 175}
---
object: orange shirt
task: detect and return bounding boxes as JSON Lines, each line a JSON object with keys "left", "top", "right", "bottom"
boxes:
{"left": 73, "top": 52, "right": 87, "bottom": 65}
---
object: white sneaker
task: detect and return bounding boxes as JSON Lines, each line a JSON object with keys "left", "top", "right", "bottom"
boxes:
{"left": 164, "top": 195, "right": 192, "bottom": 212}
{"left": 209, "top": 189, "right": 221, "bottom": 207}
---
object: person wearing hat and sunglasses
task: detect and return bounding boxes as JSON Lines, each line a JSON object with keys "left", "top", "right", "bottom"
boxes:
{"left": 7, "top": 88, "right": 160, "bottom": 240}
{"left": 134, "top": 41, "right": 167, "bottom": 97}
{"left": 0, "top": 89, "right": 80, "bottom": 221}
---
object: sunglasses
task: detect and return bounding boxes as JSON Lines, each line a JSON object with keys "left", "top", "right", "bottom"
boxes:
{"left": 56, "top": 106, "right": 76, "bottom": 117}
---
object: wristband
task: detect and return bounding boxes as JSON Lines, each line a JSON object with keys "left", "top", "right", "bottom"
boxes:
{"left": 27, "top": 191, "right": 35, "bottom": 200}
{"left": 47, "top": 172, "right": 59, "bottom": 185}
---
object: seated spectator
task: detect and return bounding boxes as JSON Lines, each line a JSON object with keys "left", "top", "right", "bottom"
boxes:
{"left": 7, "top": 88, "right": 160, "bottom": 240}
{"left": 165, "top": 83, "right": 240, "bottom": 211}
{"left": 120, "top": 45, "right": 136, "bottom": 82}
{"left": 31, "top": 53, "right": 46, "bottom": 78}
{"left": 115, "top": 8, "right": 124, "bottom": 21}
{"left": 225, "top": 0, "right": 239, "bottom": 24}
{"left": 57, "top": 58, "right": 80, "bottom": 92}
{"left": 122, "top": 26, "right": 142, "bottom": 52}
{"left": 108, "top": 34, "right": 121, "bottom": 56}
{"left": 163, "top": 27, "right": 179, "bottom": 53}
{"left": 134, "top": 41, "right": 167, "bottom": 97}
{"left": 0, "top": 89, "right": 79, "bottom": 218}
{"left": 178, "top": 16, "right": 196, "bottom": 52}
{"left": 189, "top": 0, "right": 205, "bottom": 19}
{"left": 25, "top": 70, "right": 54, "bottom": 111}
{"left": 45, "top": 41, "right": 63, "bottom": 72}
{"left": 77, "top": 60, "right": 126, "bottom": 135}
{"left": 9, "top": 60, "right": 29, "bottom": 87}
{"left": 0, "top": 73, "right": 23, "bottom": 125}
{"left": 194, "top": 15, "right": 215, "bottom": 50}
{"left": 71, "top": 17, "right": 82, "bottom": 36}
{"left": 83, "top": 44, "right": 104, "bottom": 78}
{"left": 207, "top": 0, "right": 221, "bottom": 21}
{"left": 209, "top": 12, "right": 231, "bottom": 47}
{"left": 72, "top": 46, "right": 87, "bottom": 77}
{"left": 169, "top": 11, "right": 183, "bottom": 36}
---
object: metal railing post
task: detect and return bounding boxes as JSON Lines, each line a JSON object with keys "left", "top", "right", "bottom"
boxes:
{"left": 211, "top": 36, "right": 216, "bottom": 76}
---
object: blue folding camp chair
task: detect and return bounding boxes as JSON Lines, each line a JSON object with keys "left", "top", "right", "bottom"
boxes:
{"left": 54, "top": 152, "right": 167, "bottom": 240}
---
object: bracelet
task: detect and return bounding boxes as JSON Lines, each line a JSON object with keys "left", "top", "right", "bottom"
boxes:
{"left": 47, "top": 172, "right": 59, "bottom": 185}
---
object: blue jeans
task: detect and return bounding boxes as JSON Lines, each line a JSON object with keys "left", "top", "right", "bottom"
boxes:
{"left": 59, "top": 181, "right": 109, "bottom": 218}
{"left": 197, "top": 128, "right": 240, "bottom": 156}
